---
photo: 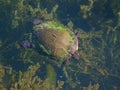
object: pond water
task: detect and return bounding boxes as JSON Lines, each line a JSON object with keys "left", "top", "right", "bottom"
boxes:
{"left": 0, "top": 0, "right": 120, "bottom": 90}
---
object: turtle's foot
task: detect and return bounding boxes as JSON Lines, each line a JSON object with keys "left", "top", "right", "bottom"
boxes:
{"left": 73, "top": 52, "right": 80, "bottom": 60}
{"left": 21, "top": 40, "right": 35, "bottom": 48}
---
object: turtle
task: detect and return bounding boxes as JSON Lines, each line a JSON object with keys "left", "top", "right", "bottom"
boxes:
{"left": 22, "top": 19, "right": 80, "bottom": 66}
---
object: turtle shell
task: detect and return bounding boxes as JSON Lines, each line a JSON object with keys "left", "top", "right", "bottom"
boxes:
{"left": 33, "top": 21, "right": 75, "bottom": 59}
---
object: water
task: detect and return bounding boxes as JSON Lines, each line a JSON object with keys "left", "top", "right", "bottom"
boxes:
{"left": 0, "top": 0, "right": 120, "bottom": 90}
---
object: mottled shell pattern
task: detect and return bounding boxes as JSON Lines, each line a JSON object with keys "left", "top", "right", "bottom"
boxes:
{"left": 33, "top": 21, "right": 75, "bottom": 59}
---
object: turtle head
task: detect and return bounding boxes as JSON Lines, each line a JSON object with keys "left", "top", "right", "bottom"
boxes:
{"left": 33, "top": 19, "right": 43, "bottom": 25}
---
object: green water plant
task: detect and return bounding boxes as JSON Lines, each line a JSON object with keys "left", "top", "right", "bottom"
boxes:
{"left": 0, "top": 63, "right": 64, "bottom": 90}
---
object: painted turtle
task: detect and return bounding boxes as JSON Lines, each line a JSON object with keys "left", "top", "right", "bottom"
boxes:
{"left": 33, "top": 19, "right": 80, "bottom": 66}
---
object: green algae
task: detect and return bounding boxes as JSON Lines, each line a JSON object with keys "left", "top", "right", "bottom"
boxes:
{"left": 34, "top": 21, "right": 71, "bottom": 32}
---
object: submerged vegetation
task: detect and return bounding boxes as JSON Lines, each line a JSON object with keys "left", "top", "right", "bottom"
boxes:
{"left": 0, "top": 0, "right": 120, "bottom": 90}
{"left": 0, "top": 63, "right": 64, "bottom": 90}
